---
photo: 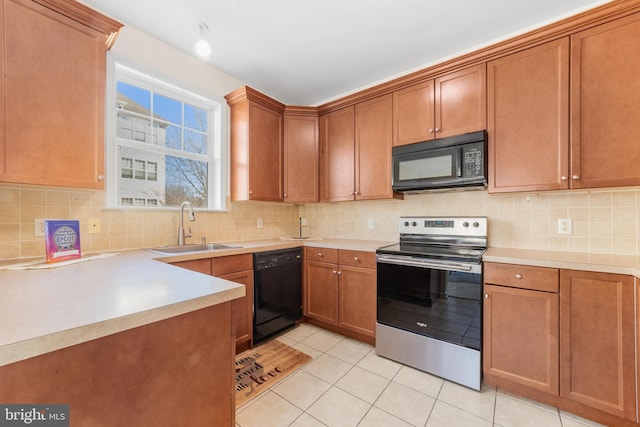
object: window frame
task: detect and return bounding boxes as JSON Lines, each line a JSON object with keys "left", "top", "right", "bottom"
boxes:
{"left": 105, "top": 58, "right": 226, "bottom": 211}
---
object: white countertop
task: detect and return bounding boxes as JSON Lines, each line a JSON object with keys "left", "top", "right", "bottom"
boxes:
{"left": 484, "top": 247, "right": 640, "bottom": 277}
{"left": 9, "top": 237, "right": 635, "bottom": 369}
{"left": 0, "top": 238, "right": 392, "bottom": 367}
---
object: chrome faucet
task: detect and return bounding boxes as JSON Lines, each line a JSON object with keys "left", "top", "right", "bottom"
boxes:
{"left": 178, "top": 201, "right": 196, "bottom": 245}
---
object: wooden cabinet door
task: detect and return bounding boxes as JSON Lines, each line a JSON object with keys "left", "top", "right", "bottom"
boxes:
{"left": 0, "top": 0, "right": 118, "bottom": 189}
{"left": 304, "top": 261, "right": 339, "bottom": 325}
{"left": 570, "top": 14, "right": 640, "bottom": 189}
{"left": 248, "top": 102, "right": 283, "bottom": 201}
{"left": 219, "top": 270, "right": 254, "bottom": 354}
{"left": 320, "top": 106, "right": 355, "bottom": 201}
{"left": 487, "top": 38, "right": 570, "bottom": 193}
{"left": 393, "top": 80, "right": 435, "bottom": 146}
{"left": 283, "top": 110, "right": 318, "bottom": 203}
{"left": 171, "top": 258, "right": 212, "bottom": 275}
{"left": 355, "top": 94, "right": 393, "bottom": 200}
{"left": 436, "top": 64, "right": 486, "bottom": 138}
{"left": 338, "top": 265, "right": 376, "bottom": 337}
{"left": 483, "top": 284, "right": 559, "bottom": 394}
{"left": 559, "top": 270, "right": 635, "bottom": 420}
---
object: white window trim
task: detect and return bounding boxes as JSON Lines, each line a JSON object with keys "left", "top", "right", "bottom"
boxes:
{"left": 105, "top": 54, "right": 227, "bottom": 211}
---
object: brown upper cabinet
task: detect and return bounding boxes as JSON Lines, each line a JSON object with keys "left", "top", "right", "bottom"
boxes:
{"left": 393, "top": 64, "right": 486, "bottom": 146}
{"left": 225, "top": 86, "right": 285, "bottom": 201}
{"left": 283, "top": 107, "right": 319, "bottom": 203}
{"left": 320, "top": 94, "right": 396, "bottom": 201}
{"left": 488, "top": 38, "right": 570, "bottom": 193}
{"left": 570, "top": 13, "right": 640, "bottom": 189}
{"left": 0, "top": 0, "right": 122, "bottom": 189}
{"left": 489, "top": 12, "right": 640, "bottom": 193}
{"left": 319, "top": 106, "right": 355, "bottom": 202}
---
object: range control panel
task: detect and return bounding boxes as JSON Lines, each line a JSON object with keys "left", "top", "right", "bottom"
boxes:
{"left": 399, "top": 216, "right": 487, "bottom": 237}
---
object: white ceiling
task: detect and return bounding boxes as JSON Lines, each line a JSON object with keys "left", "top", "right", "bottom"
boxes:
{"left": 82, "top": 0, "right": 611, "bottom": 106}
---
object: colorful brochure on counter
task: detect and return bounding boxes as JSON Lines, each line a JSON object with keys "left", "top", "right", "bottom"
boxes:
{"left": 44, "top": 220, "right": 81, "bottom": 263}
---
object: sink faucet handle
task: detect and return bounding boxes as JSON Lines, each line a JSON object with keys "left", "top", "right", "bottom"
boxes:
{"left": 185, "top": 227, "right": 192, "bottom": 239}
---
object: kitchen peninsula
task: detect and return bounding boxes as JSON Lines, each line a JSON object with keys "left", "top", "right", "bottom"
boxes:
{"left": 0, "top": 238, "right": 388, "bottom": 426}
{"left": 0, "top": 249, "right": 245, "bottom": 426}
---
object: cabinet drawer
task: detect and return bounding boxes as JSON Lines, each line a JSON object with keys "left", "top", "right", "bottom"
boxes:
{"left": 171, "top": 258, "right": 212, "bottom": 275}
{"left": 305, "top": 247, "right": 338, "bottom": 264}
{"left": 339, "top": 250, "right": 376, "bottom": 269}
{"left": 211, "top": 254, "right": 253, "bottom": 276}
{"left": 484, "top": 262, "right": 559, "bottom": 293}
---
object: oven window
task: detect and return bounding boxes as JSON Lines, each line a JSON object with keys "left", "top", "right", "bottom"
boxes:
{"left": 377, "top": 263, "right": 482, "bottom": 350}
{"left": 398, "top": 155, "right": 453, "bottom": 180}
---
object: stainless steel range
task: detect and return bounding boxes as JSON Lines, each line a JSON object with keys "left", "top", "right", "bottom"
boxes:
{"left": 376, "top": 216, "right": 487, "bottom": 390}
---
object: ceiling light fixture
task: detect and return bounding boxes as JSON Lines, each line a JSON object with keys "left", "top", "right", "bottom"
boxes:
{"left": 194, "top": 22, "right": 211, "bottom": 58}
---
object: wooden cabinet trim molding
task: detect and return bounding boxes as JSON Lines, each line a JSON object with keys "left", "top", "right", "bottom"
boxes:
{"left": 30, "top": 0, "right": 123, "bottom": 48}
{"left": 316, "top": 3, "right": 640, "bottom": 115}
{"left": 225, "top": 85, "right": 285, "bottom": 113}
{"left": 284, "top": 106, "right": 319, "bottom": 117}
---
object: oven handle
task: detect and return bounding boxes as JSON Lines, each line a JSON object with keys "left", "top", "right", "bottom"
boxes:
{"left": 377, "top": 256, "right": 474, "bottom": 272}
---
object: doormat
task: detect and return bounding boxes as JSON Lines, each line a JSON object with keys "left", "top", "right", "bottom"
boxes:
{"left": 235, "top": 339, "right": 312, "bottom": 408}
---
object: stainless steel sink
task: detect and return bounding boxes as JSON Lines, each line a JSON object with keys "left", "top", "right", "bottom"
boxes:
{"left": 149, "top": 243, "right": 241, "bottom": 254}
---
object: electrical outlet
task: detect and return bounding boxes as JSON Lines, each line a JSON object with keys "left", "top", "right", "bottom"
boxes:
{"left": 34, "top": 219, "right": 46, "bottom": 237}
{"left": 88, "top": 218, "right": 101, "bottom": 234}
{"left": 300, "top": 218, "right": 307, "bottom": 226}
{"left": 368, "top": 218, "right": 375, "bottom": 229}
{"left": 257, "top": 218, "right": 263, "bottom": 229}
{"left": 558, "top": 218, "right": 572, "bottom": 235}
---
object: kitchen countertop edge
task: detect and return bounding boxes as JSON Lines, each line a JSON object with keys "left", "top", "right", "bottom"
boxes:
{"left": 0, "top": 238, "right": 392, "bottom": 367}
{"left": 484, "top": 247, "right": 640, "bottom": 276}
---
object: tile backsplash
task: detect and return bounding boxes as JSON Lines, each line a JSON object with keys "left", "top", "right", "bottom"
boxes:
{"left": 1, "top": 184, "right": 638, "bottom": 260}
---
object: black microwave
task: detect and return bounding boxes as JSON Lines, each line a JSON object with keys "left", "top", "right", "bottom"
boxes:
{"left": 392, "top": 130, "right": 487, "bottom": 193}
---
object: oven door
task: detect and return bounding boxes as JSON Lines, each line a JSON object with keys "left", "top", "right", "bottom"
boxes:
{"left": 376, "top": 255, "right": 482, "bottom": 350}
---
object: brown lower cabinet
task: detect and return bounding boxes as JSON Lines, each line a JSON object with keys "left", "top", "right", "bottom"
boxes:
{"left": 304, "top": 247, "right": 376, "bottom": 344}
{"left": 483, "top": 262, "right": 636, "bottom": 425}
{"left": 172, "top": 254, "right": 254, "bottom": 353}
{"left": 0, "top": 303, "right": 235, "bottom": 426}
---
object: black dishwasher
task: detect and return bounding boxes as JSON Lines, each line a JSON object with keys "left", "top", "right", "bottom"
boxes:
{"left": 253, "top": 248, "right": 303, "bottom": 344}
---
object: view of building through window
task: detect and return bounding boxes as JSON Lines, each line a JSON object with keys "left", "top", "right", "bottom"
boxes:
{"left": 114, "top": 74, "right": 214, "bottom": 208}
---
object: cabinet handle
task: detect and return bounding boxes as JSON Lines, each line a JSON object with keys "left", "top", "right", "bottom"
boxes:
{"left": 284, "top": 193, "right": 288, "bottom": 198}
{"left": 354, "top": 257, "right": 359, "bottom": 262}
{"left": 435, "top": 127, "right": 441, "bottom": 133}
{"left": 572, "top": 175, "right": 580, "bottom": 180}
{"left": 97, "top": 175, "right": 105, "bottom": 181}
{"left": 484, "top": 294, "right": 490, "bottom": 299}
{"left": 337, "top": 271, "right": 342, "bottom": 275}
{"left": 429, "top": 128, "right": 434, "bottom": 133}
{"left": 561, "top": 176, "right": 568, "bottom": 181}
{"left": 318, "top": 253, "right": 323, "bottom": 257}
{"left": 249, "top": 190, "right": 253, "bottom": 195}
{"left": 515, "top": 274, "right": 523, "bottom": 279}
{"left": 332, "top": 270, "right": 337, "bottom": 274}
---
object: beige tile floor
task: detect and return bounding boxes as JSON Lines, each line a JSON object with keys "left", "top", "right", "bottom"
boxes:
{"left": 236, "top": 323, "right": 605, "bottom": 427}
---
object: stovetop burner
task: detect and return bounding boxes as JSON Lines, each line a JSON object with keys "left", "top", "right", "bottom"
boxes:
{"left": 377, "top": 216, "right": 488, "bottom": 263}
{"left": 377, "top": 242, "right": 485, "bottom": 263}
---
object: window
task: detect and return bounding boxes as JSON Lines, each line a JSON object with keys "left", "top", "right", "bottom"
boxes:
{"left": 121, "top": 157, "right": 133, "bottom": 179}
{"left": 107, "top": 62, "right": 225, "bottom": 210}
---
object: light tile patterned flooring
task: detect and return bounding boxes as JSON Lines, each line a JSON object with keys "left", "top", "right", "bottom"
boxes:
{"left": 236, "top": 323, "right": 605, "bottom": 427}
